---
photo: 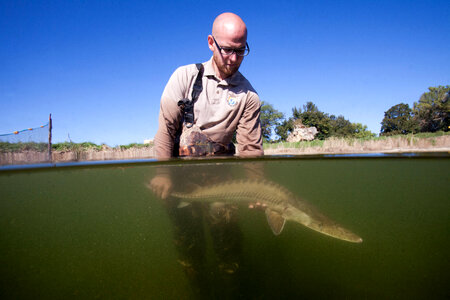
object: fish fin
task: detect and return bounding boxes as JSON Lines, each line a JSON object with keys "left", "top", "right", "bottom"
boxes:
{"left": 177, "top": 202, "right": 191, "bottom": 208}
{"left": 265, "top": 209, "right": 286, "bottom": 235}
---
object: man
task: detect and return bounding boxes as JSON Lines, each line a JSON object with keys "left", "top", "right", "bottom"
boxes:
{"left": 154, "top": 12, "right": 263, "bottom": 160}
{"left": 149, "top": 13, "right": 265, "bottom": 298}
{"left": 151, "top": 12, "right": 263, "bottom": 199}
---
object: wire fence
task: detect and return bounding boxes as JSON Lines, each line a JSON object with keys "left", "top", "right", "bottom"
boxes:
{"left": 0, "top": 115, "right": 52, "bottom": 165}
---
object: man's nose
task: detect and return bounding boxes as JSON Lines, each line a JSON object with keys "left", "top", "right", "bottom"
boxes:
{"left": 229, "top": 52, "right": 238, "bottom": 62}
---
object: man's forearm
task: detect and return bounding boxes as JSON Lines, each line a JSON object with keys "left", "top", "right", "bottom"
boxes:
{"left": 154, "top": 132, "right": 173, "bottom": 159}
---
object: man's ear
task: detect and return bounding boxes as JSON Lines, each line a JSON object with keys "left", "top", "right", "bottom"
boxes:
{"left": 207, "top": 35, "right": 214, "bottom": 52}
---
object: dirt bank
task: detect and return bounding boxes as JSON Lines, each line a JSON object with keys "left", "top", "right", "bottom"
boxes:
{"left": 263, "top": 135, "right": 450, "bottom": 155}
{"left": 0, "top": 147, "right": 155, "bottom": 165}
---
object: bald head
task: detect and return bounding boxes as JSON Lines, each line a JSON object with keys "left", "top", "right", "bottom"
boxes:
{"left": 212, "top": 12, "right": 247, "bottom": 43}
{"left": 208, "top": 12, "right": 248, "bottom": 79}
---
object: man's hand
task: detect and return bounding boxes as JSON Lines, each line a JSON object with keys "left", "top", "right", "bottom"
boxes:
{"left": 148, "top": 175, "right": 173, "bottom": 199}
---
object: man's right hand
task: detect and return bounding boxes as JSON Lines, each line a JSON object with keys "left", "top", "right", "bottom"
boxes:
{"left": 148, "top": 175, "right": 173, "bottom": 199}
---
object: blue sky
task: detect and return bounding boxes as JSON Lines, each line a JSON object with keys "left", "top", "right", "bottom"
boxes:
{"left": 1, "top": 0, "right": 449, "bottom": 146}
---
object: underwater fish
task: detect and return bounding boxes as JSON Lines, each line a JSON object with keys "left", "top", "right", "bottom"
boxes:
{"left": 171, "top": 179, "right": 363, "bottom": 243}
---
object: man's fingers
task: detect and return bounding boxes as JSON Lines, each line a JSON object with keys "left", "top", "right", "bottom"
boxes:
{"left": 148, "top": 176, "right": 173, "bottom": 200}
{"left": 161, "top": 186, "right": 170, "bottom": 199}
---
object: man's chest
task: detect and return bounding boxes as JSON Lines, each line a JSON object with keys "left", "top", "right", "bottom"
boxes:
{"left": 194, "top": 83, "right": 245, "bottom": 122}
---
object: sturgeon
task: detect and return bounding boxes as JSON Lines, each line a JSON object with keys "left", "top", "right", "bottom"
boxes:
{"left": 171, "top": 179, "right": 362, "bottom": 243}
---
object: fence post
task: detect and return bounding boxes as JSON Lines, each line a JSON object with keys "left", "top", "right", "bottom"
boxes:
{"left": 48, "top": 114, "right": 52, "bottom": 162}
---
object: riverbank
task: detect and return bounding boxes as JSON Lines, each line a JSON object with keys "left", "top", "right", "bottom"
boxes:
{"left": 0, "top": 146, "right": 155, "bottom": 165}
{"left": 263, "top": 134, "right": 450, "bottom": 155}
{"left": 1, "top": 133, "right": 449, "bottom": 165}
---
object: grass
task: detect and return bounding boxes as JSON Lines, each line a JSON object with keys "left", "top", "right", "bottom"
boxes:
{"left": 0, "top": 142, "right": 48, "bottom": 152}
{"left": 51, "top": 142, "right": 102, "bottom": 151}
{"left": 118, "top": 143, "right": 154, "bottom": 150}
{"left": 2, "top": 132, "right": 447, "bottom": 154}
{"left": 263, "top": 131, "right": 449, "bottom": 150}
{"left": 0, "top": 141, "right": 154, "bottom": 153}
{"left": 52, "top": 142, "right": 154, "bottom": 151}
{"left": 264, "top": 139, "right": 325, "bottom": 149}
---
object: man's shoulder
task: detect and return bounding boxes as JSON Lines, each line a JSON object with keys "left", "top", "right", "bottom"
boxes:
{"left": 233, "top": 72, "right": 258, "bottom": 96}
{"left": 173, "top": 62, "right": 205, "bottom": 76}
{"left": 166, "top": 63, "right": 204, "bottom": 89}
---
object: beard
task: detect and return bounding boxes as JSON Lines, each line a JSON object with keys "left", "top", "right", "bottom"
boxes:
{"left": 213, "top": 54, "right": 242, "bottom": 78}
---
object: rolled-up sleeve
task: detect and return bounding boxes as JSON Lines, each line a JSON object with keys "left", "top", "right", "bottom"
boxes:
{"left": 154, "top": 67, "right": 190, "bottom": 159}
{"left": 236, "top": 93, "right": 264, "bottom": 156}
{"left": 154, "top": 99, "right": 181, "bottom": 159}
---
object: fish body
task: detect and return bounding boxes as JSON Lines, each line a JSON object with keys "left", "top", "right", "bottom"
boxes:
{"left": 171, "top": 179, "right": 362, "bottom": 243}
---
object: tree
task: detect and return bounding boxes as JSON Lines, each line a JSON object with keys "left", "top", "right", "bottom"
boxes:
{"left": 260, "top": 101, "right": 284, "bottom": 142}
{"left": 275, "top": 119, "right": 294, "bottom": 141}
{"left": 353, "top": 123, "right": 376, "bottom": 138}
{"left": 413, "top": 85, "right": 449, "bottom": 132}
{"left": 328, "top": 115, "right": 376, "bottom": 138}
{"left": 329, "top": 115, "right": 355, "bottom": 137}
{"left": 273, "top": 101, "right": 375, "bottom": 141}
{"left": 380, "top": 103, "right": 418, "bottom": 136}
{"left": 291, "top": 102, "right": 331, "bottom": 139}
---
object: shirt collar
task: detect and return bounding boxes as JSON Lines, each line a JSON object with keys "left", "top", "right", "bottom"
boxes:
{"left": 204, "top": 57, "right": 243, "bottom": 86}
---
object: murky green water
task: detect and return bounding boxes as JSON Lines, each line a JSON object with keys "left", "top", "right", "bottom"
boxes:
{"left": 0, "top": 155, "right": 449, "bottom": 299}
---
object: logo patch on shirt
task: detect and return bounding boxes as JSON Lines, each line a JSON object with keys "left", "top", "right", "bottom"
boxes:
{"left": 227, "top": 95, "right": 238, "bottom": 107}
